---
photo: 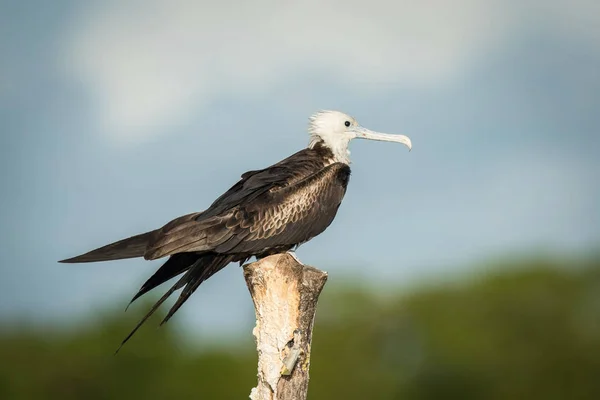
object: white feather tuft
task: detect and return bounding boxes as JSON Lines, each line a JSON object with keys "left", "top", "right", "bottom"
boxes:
{"left": 307, "top": 110, "right": 357, "bottom": 164}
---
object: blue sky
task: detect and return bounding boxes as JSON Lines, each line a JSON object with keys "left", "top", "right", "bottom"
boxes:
{"left": 1, "top": 0, "right": 598, "bottom": 338}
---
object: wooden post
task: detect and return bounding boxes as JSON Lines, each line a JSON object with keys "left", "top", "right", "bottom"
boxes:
{"left": 243, "top": 253, "right": 328, "bottom": 400}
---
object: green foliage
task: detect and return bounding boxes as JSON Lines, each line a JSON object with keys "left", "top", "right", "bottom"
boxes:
{"left": 2, "top": 256, "right": 600, "bottom": 399}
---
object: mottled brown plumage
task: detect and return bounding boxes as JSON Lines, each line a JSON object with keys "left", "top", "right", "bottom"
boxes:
{"left": 59, "top": 110, "right": 412, "bottom": 350}
{"left": 61, "top": 141, "right": 350, "bottom": 350}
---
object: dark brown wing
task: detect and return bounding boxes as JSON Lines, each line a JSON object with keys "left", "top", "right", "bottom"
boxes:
{"left": 200, "top": 143, "right": 335, "bottom": 218}
{"left": 215, "top": 162, "right": 351, "bottom": 255}
{"left": 144, "top": 161, "right": 350, "bottom": 260}
{"left": 59, "top": 231, "right": 156, "bottom": 263}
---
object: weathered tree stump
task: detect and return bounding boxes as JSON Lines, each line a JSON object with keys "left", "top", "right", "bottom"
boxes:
{"left": 243, "top": 253, "right": 328, "bottom": 400}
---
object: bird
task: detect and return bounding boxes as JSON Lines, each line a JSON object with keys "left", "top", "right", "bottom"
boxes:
{"left": 59, "top": 110, "right": 412, "bottom": 351}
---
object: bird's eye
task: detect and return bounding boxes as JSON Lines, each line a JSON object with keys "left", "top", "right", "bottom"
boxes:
{"left": 344, "top": 121, "right": 351, "bottom": 127}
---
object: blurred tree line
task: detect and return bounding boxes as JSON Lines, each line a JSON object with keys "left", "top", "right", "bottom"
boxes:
{"left": 1, "top": 255, "right": 599, "bottom": 399}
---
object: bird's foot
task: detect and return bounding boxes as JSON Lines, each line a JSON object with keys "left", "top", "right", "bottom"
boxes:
{"left": 286, "top": 250, "right": 305, "bottom": 266}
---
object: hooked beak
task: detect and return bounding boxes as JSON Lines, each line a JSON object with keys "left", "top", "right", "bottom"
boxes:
{"left": 351, "top": 126, "right": 412, "bottom": 151}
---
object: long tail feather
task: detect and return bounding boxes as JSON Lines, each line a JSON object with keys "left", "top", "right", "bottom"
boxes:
{"left": 115, "top": 253, "right": 233, "bottom": 353}
{"left": 159, "top": 255, "right": 233, "bottom": 326}
{"left": 114, "top": 278, "right": 184, "bottom": 354}
{"left": 126, "top": 252, "right": 199, "bottom": 310}
{"left": 59, "top": 231, "right": 156, "bottom": 263}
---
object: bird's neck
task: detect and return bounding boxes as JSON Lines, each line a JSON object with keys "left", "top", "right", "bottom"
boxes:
{"left": 308, "top": 138, "right": 351, "bottom": 165}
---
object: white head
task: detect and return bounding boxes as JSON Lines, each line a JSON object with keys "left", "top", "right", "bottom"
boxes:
{"left": 308, "top": 110, "right": 412, "bottom": 164}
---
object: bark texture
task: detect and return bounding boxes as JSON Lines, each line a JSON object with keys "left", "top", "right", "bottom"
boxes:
{"left": 243, "top": 253, "right": 328, "bottom": 400}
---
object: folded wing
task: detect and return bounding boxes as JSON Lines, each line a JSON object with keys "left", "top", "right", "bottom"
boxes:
{"left": 144, "top": 162, "right": 350, "bottom": 260}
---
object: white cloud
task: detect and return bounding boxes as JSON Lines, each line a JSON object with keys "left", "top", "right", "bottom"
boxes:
{"left": 60, "top": 0, "right": 598, "bottom": 142}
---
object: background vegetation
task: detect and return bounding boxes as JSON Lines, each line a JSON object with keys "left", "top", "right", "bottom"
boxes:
{"left": 2, "top": 255, "right": 600, "bottom": 399}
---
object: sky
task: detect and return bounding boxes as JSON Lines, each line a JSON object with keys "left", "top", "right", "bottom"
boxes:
{"left": 1, "top": 0, "right": 599, "bottom": 338}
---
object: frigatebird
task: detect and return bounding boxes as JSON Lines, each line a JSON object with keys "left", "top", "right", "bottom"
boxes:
{"left": 60, "top": 110, "right": 412, "bottom": 350}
